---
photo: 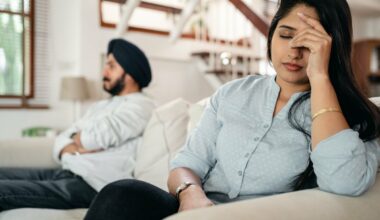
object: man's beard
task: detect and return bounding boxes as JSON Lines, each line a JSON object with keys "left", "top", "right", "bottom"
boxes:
{"left": 103, "top": 74, "right": 126, "bottom": 96}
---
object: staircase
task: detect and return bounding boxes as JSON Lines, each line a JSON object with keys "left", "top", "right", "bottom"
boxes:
{"left": 185, "top": 0, "right": 275, "bottom": 87}
{"left": 103, "top": 0, "right": 277, "bottom": 88}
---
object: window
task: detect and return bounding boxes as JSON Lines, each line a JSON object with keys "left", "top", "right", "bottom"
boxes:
{"left": 0, "top": 0, "right": 49, "bottom": 109}
{"left": 0, "top": 0, "right": 33, "bottom": 98}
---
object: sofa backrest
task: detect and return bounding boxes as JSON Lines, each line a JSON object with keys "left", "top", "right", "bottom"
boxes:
{"left": 133, "top": 98, "right": 210, "bottom": 190}
{"left": 370, "top": 97, "right": 380, "bottom": 107}
{"left": 134, "top": 98, "right": 191, "bottom": 190}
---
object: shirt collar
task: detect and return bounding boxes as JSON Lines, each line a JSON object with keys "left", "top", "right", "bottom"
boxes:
{"left": 270, "top": 75, "right": 310, "bottom": 100}
{"left": 111, "top": 92, "right": 143, "bottom": 101}
{"left": 267, "top": 75, "right": 310, "bottom": 119}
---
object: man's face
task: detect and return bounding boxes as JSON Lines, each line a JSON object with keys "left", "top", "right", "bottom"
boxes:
{"left": 102, "top": 54, "right": 126, "bottom": 95}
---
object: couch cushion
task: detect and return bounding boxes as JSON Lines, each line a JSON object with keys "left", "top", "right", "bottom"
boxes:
{"left": 0, "top": 137, "right": 58, "bottom": 168}
{"left": 369, "top": 97, "right": 380, "bottom": 106}
{"left": 0, "top": 208, "right": 86, "bottom": 220}
{"left": 165, "top": 173, "right": 380, "bottom": 220}
{"left": 187, "top": 98, "right": 209, "bottom": 135}
{"left": 134, "top": 98, "right": 190, "bottom": 190}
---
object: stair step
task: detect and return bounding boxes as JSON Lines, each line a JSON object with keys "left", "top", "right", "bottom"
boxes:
{"left": 191, "top": 51, "right": 263, "bottom": 62}
{"left": 205, "top": 69, "right": 257, "bottom": 76}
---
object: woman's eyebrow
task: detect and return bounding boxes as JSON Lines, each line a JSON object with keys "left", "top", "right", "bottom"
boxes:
{"left": 278, "top": 25, "right": 297, "bottom": 31}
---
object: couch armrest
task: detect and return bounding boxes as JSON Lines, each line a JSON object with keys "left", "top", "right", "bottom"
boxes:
{"left": 166, "top": 173, "right": 380, "bottom": 220}
{"left": 0, "top": 137, "right": 59, "bottom": 168}
{"left": 369, "top": 97, "right": 380, "bottom": 106}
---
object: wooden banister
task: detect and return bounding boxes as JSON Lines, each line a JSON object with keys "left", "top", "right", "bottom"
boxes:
{"left": 102, "top": 0, "right": 182, "bottom": 14}
{"left": 228, "top": 0, "right": 269, "bottom": 37}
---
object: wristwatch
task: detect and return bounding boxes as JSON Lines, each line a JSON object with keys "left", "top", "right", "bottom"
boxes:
{"left": 175, "top": 182, "right": 195, "bottom": 200}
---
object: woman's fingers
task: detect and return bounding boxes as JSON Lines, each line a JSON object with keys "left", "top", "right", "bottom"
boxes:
{"left": 293, "top": 28, "right": 327, "bottom": 41}
{"left": 292, "top": 32, "right": 331, "bottom": 52}
{"left": 290, "top": 12, "right": 331, "bottom": 52}
{"left": 290, "top": 38, "right": 324, "bottom": 53}
{"left": 292, "top": 33, "right": 331, "bottom": 48}
{"left": 290, "top": 26, "right": 332, "bottom": 53}
{"left": 297, "top": 12, "right": 328, "bottom": 35}
{"left": 291, "top": 33, "right": 323, "bottom": 46}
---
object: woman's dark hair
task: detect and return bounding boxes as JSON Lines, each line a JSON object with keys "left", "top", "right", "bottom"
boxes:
{"left": 267, "top": 0, "right": 380, "bottom": 190}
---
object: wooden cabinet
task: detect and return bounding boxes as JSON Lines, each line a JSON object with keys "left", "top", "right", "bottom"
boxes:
{"left": 352, "top": 39, "right": 380, "bottom": 97}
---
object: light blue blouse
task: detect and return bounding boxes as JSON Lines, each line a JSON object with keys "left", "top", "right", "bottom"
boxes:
{"left": 170, "top": 75, "right": 379, "bottom": 203}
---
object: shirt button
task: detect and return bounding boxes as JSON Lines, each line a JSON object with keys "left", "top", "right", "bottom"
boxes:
{"left": 263, "top": 124, "right": 269, "bottom": 128}
{"left": 238, "top": 171, "right": 243, "bottom": 176}
{"left": 245, "top": 153, "right": 250, "bottom": 158}
{"left": 254, "top": 137, "right": 259, "bottom": 141}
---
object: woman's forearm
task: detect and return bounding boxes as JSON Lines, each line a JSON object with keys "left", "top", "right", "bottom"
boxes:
{"left": 310, "top": 76, "right": 350, "bottom": 150}
{"left": 167, "top": 167, "right": 203, "bottom": 196}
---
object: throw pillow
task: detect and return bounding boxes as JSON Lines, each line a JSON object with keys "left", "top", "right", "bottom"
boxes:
{"left": 134, "top": 98, "right": 190, "bottom": 190}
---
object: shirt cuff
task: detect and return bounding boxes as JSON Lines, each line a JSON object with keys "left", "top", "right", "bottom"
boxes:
{"left": 311, "top": 129, "right": 365, "bottom": 159}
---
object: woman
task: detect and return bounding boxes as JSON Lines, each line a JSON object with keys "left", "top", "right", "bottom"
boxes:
{"left": 84, "top": 0, "right": 380, "bottom": 219}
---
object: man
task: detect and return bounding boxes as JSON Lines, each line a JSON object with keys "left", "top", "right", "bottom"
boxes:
{"left": 0, "top": 39, "right": 155, "bottom": 211}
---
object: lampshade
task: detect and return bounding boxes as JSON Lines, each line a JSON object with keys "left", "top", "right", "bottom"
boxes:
{"left": 60, "top": 76, "right": 89, "bottom": 101}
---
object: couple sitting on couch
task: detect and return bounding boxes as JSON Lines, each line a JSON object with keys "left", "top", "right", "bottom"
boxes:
{"left": 1, "top": 0, "right": 380, "bottom": 220}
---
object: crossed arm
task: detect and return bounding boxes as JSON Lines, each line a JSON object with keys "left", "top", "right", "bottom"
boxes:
{"left": 53, "top": 98, "right": 154, "bottom": 162}
{"left": 58, "top": 132, "right": 102, "bottom": 159}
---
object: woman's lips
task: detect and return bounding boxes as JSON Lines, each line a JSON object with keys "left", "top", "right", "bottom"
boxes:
{"left": 283, "top": 63, "right": 303, "bottom": 72}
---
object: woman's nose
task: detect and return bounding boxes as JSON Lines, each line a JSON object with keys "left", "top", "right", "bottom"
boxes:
{"left": 288, "top": 46, "right": 303, "bottom": 60}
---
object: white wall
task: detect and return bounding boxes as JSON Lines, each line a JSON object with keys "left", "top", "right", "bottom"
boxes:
{"left": 367, "top": 17, "right": 380, "bottom": 38}
{"left": 352, "top": 15, "right": 380, "bottom": 40}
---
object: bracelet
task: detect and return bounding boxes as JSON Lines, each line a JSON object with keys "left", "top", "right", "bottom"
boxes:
{"left": 312, "top": 108, "right": 342, "bottom": 121}
{"left": 175, "top": 182, "right": 195, "bottom": 200}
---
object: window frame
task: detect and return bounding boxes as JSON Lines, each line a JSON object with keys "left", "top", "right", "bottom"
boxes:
{"left": 0, "top": 0, "right": 35, "bottom": 99}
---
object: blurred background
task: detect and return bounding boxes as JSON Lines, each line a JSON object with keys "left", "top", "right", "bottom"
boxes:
{"left": 0, "top": 0, "right": 379, "bottom": 139}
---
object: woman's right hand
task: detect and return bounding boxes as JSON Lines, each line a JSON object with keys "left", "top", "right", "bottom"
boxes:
{"left": 178, "top": 185, "right": 214, "bottom": 212}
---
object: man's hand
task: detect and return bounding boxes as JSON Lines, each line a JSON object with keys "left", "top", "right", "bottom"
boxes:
{"left": 72, "top": 132, "right": 103, "bottom": 154}
{"left": 178, "top": 185, "right": 214, "bottom": 212}
{"left": 59, "top": 143, "right": 103, "bottom": 159}
{"left": 59, "top": 143, "right": 79, "bottom": 159}
{"left": 72, "top": 132, "right": 83, "bottom": 148}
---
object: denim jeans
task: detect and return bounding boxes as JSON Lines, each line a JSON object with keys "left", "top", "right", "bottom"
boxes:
{"left": 0, "top": 168, "right": 96, "bottom": 211}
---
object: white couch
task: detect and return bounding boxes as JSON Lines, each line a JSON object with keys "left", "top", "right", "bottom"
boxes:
{"left": 0, "top": 97, "right": 379, "bottom": 220}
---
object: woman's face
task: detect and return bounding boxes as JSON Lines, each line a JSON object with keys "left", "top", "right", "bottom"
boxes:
{"left": 271, "top": 4, "right": 320, "bottom": 88}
